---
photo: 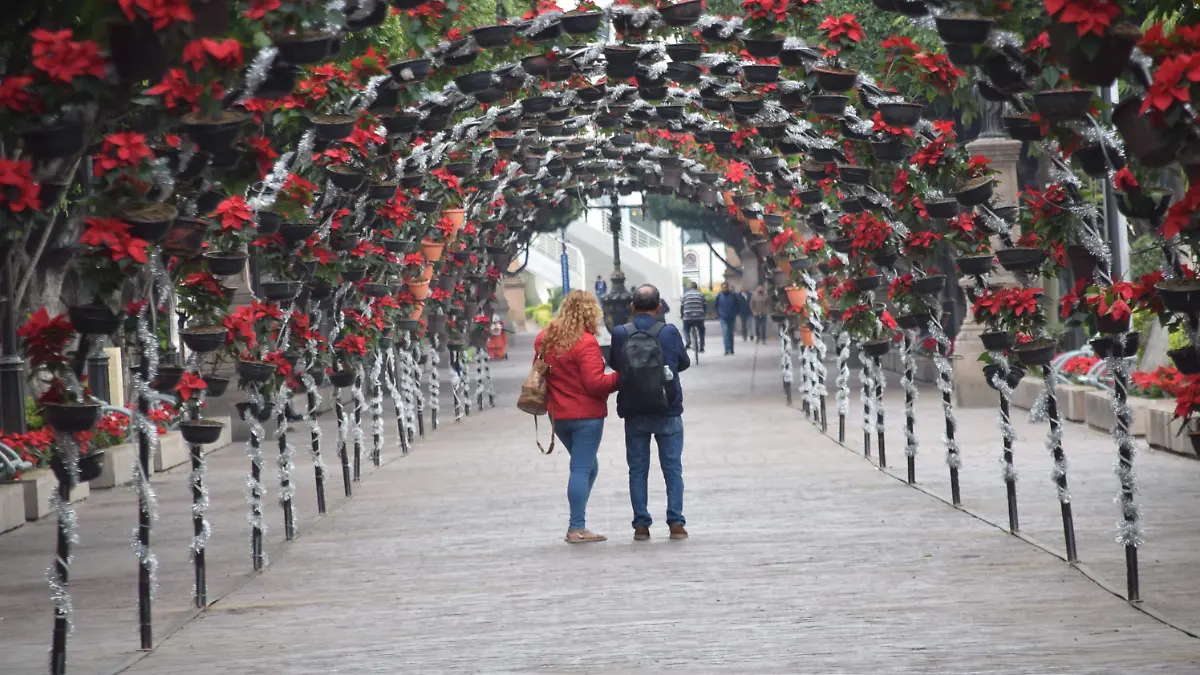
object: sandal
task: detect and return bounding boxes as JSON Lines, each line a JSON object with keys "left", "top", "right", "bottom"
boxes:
{"left": 565, "top": 529, "right": 607, "bottom": 544}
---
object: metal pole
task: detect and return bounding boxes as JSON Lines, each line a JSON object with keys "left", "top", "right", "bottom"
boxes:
{"left": 49, "top": 467, "right": 73, "bottom": 675}
{"left": 0, "top": 247, "right": 27, "bottom": 434}
{"left": 903, "top": 332, "right": 916, "bottom": 484}
{"left": 334, "top": 387, "right": 352, "bottom": 497}
{"left": 1044, "top": 369, "right": 1078, "bottom": 562}
{"left": 189, "top": 438, "right": 207, "bottom": 606}
{"left": 136, "top": 351, "right": 152, "bottom": 648}
{"left": 874, "top": 354, "right": 885, "bottom": 468}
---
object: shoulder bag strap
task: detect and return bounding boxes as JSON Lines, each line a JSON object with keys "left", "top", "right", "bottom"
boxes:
{"left": 536, "top": 414, "right": 556, "bottom": 454}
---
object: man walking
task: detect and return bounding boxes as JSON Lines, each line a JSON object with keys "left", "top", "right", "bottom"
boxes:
{"left": 680, "top": 282, "right": 706, "bottom": 352}
{"left": 737, "top": 286, "right": 753, "bottom": 342}
{"left": 610, "top": 284, "right": 690, "bottom": 541}
{"left": 750, "top": 284, "right": 770, "bottom": 344}
{"left": 594, "top": 275, "right": 607, "bottom": 298}
{"left": 714, "top": 282, "right": 740, "bottom": 355}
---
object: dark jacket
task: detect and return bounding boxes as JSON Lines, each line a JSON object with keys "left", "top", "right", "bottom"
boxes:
{"left": 737, "top": 291, "right": 752, "bottom": 317}
{"left": 715, "top": 290, "right": 741, "bottom": 320}
{"left": 610, "top": 313, "right": 690, "bottom": 418}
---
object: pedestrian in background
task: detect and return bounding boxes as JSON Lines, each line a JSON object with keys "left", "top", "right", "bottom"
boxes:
{"left": 681, "top": 281, "right": 707, "bottom": 352}
{"left": 737, "top": 286, "right": 753, "bottom": 342}
{"left": 750, "top": 284, "right": 770, "bottom": 344}
{"left": 714, "top": 282, "right": 740, "bottom": 355}
{"left": 594, "top": 275, "right": 607, "bottom": 298}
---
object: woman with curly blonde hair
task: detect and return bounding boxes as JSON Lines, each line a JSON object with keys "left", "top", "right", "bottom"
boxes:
{"left": 534, "top": 290, "right": 619, "bottom": 543}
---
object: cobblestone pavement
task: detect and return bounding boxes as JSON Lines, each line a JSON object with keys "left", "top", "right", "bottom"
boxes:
{"left": 3, "top": 330, "right": 1200, "bottom": 674}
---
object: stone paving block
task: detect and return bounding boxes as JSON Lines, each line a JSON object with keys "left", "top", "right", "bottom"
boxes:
{"left": 0, "top": 481, "right": 25, "bottom": 534}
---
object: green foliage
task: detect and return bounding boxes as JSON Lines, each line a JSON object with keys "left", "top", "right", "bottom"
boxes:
{"left": 644, "top": 194, "right": 740, "bottom": 248}
{"left": 525, "top": 302, "right": 553, "bottom": 327}
{"left": 548, "top": 287, "right": 564, "bottom": 312}
{"left": 25, "top": 396, "right": 43, "bottom": 431}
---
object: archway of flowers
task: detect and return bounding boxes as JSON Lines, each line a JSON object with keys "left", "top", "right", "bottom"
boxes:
{"left": 1, "top": 0, "right": 1198, "bottom": 669}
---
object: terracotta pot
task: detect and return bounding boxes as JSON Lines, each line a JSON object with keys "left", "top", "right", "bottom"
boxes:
{"left": 785, "top": 286, "right": 808, "bottom": 308}
{"left": 722, "top": 191, "right": 736, "bottom": 208}
{"left": 800, "top": 327, "right": 815, "bottom": 347}
{"left": 777, "top": 258, "right": 792, "bottom": 275}
{"left": 747, "top": 219, "right": 765, "bottom": 235}
{"left": 443, "top": 207, "right": 466, "bottom": 231}
{"left": 421, "top": 239, "right": 445, "bottom": 262}
{"left": 407, "top": 279, "right": 431, "bottom": 300}
{"left": 408, "top": 303, "right": 424, "bottom": 321}
{"left": 420, "top": 264, "right": 435, "bottom": 282}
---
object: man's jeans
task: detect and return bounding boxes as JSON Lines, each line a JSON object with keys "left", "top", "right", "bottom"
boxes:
{"left": 755, "top": 315, "right": 768, "bottom": 343}
{"left": 683, "top": 319, "right": 705, "bottom": 350}
{"left": 740, "top": 314, "right": 751, "bottom": 340}
{"left": 554, "top": 418, "right": 604, "bottom": 531}
{"left": 719, "top": 317, "right": 736, "bottom": 353}
{"left": 625, "top": 415, "right": 684, "bottom": 528}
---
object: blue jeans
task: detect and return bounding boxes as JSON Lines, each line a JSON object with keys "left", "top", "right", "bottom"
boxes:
{"left": 719, "top": 317, "right": 736, "bottom": 353}
{"left": 554, "top": 418, "right": 604, "bottom": 531}
{"left": 625, "top": 415, "right": 685, "bottom": 528}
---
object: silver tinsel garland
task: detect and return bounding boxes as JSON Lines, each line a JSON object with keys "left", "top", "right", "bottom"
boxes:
{"left": 370, "top": 349, "right": 386, "bottom": 463}
{"left": 901, "top": 330, "right": 919, "bottom": 459}
{"left": 988, "top": 354, "right": 1019, "bottom": 483}
{"left": 351, "top": 363, "right": 367, "bottom": 455}
{"left": 836, "top": 331, "right": 850, "bottom": 416}
{"left": 1106, "top": 355, "right": 1144, "bottom": 547}
{"left": 243, "top": 387, "right": 269, "bottom": 565}
{"left": 857, "top": 347, "right": 874, "bottom": 437}
{"left": 779, "top": 324, "right": 794, "bottom": 385}
{"left": 930, "top": 322, "right": 960, "bottom": 469}
{"left": 1031, "top": 375, "right": 1071, "bottom": 503}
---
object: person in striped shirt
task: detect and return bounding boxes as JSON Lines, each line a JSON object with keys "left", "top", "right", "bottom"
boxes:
{"left": 681, "top": 281, "right": 707, "bottom": 353}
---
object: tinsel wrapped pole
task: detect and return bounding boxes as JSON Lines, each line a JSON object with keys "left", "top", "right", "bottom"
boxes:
{"left": 1109, "top": 354, "right": 1141, "bottom": 601}
{"left": 334, "top": 386, "right": 352, "bottom": 497}
{"left": 932, "top": 322, "right": 961, "bottom": 505}
{"left": 836, "top": 330, "right": 850, "bottom": 443}
{"left": 275, "top": 404, "right": 295, "bottom": 542}
{"left": 874, "top": 354, "right": 886, "bottom": 468}
{"left": 370, "top": 349, "right": 384, "bottom": 467}
{"left": 482, "top": 349, "right": 495, "bottom": 408}
{"left": 799, "top": 342, "right": 811, "bottom": 415}
{"left": 307, "top": 386, "right": 326, "bottom": 514}
{"left": 244, "top": 389, "right": 267, "bottom": 571}
{"left": 352, "top": 367, "right": 364, "bottom": 481}
{"left": 991, "top": 358, "right": 1020, "bottom": 533}
{"left": 859, "top": 348, "right": 872, "bottom": 457}
{"left": 1042, "top": 369, "right": 1078, "bottom": 562}
{"left": 778, "top": 321, "right": 793, "bottom": 405}
{"left": 418, "top": 336, "right": 429, "bottom": 435}
{"left": 462, "top": 348, "right": 473, "bottom": 417}
{"left": 189, "top": 435, "right": 207, "bottom": 605}
{"left": 48, "top": 441, "right": 78, "bottom": 675}
{"left": 135, "top": 338, "right": 154, "bottom": 648}
{"left": 386, "top": 343, "right": 410, "bottom": 456}
{"left": 901, "top": 331, "right": 918, "bottom": 484}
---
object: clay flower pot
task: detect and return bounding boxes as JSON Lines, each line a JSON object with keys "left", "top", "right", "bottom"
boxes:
{"left": 785, "top": 286, "right": 808, "bottom": 308}
{"left": 421, "top": 240, "right": 445, "bottom": 262}
{"left": 407, "top": 279, "right": 431, "bottom": 300}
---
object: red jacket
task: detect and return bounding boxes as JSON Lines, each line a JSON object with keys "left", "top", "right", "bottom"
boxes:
{"left": 533, "top": 330, "right": 618, "bottom": 420}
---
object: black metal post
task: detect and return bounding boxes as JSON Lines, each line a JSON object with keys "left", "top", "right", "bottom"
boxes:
{"left": 1044, "top": 369, "right": 1078, "bottom": 562}
{"left": 49, "top": 468, "right": 73, "bottom": 675}
{"left": 0, "top": 247, "right": 27, "bottom": 435}
{"left": 904, "top": 334, "right": 916, "bottom": 485}
{"left": 861, "top": 369, "right": 871, "bottom": 458}
{"left": 874, "top": 354, "right": 885, "bottom": 468}
{"left": 418, "top": 338, "right": 428, "bottom": 436}
{"left": 1113, "top": 365, "right": 1139, "bottom": 601}
{"left": 353, "top": 373, "right": 362, "bottom": 481}
{"left": 392, "top": 345, "right": 410, "bottom": 456}
{"left": 308, "top": 389, "right": 326, "bottom": 514}
{"left": 86, "top": 340, "right": 111, "bottom": 402}
{"left": 334, "top": 387, "right": 352, "bottom": 497}
{"left": 136, "top": 352, "right": 153, "bottom": 648}
{"left": 371, "top": 357, "right": 382, "bottom": 466}
{"left": 248, "top": 393, "right": 265, "bottom": 571}
{"left": 277, "top": 408, "right": 294, "bottom": 542}
{"left": 1000, "top": 390, "right": 1019, "bottom": 533}
{"left": 189, "top": 439, "right": 207, "bottom": 606}
{"left": 940, "top": 339, "right": 961, "bottom": 506}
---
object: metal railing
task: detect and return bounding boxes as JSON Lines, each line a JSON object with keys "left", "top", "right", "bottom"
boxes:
{"left": 529, "top": 234, "right": 586, "bottom": 290}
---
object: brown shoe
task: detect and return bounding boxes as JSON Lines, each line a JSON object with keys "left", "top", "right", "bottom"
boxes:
{"left": 565, "top": 529, "right": 607, "bottom": 544}
{"left": 633, "top": 526, "right": 650, "bottom": 541}
{"left": 669, "top": 524, "right": 688, "bottom": 540}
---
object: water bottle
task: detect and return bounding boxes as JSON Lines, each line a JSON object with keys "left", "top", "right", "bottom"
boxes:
{"left": 663, "top": 365, "right": 674, "bottom": 381}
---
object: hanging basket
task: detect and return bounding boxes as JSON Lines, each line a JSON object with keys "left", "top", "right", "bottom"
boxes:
{"left": 236, "top": 360, "right": 277, "bottom": 384}
{"left": 180, "top": 326, "right": 228, "bottom": 353}
{"left": 179, "top": 419, "right": 225, "bottom": 445}
{"left": 1013, "top": 338, "right": 1057, "bottom": 367}
{"left": 67, "top": 305, "right": 122, "bottom": 336}
{"left": 785, "top": 286, "right": 808, "bottom": 308}
{"left": 863, "top": 339, "right": 891, "bottom": 357}
{"left": 43, "top": 403, "right": 101, "bottom": 434}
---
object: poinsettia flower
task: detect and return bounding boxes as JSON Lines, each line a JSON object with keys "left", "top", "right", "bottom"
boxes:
{"left": 817, "top": 14, "right": 864, "bottom": 45}
{"left": 93, "top": 132, "right": 154, "bottom": 177}
{"left": 880, "top": 35, "right": 919, "bottom": 54}
{"left": 80, "top": 217, "right": 149, "bottom": 264}
{"left": 1044, "top": 0, "right": 1121, "bottom": 38}
{"left": 244, "top": 0, "right": 281, "bottom": 19}
{"left": 18, "top": 308, "right": 75, "bottom": 367}
{"left": 914, "top": 52, "right": 964, "bottom": 93}
{"left": 30, "top": 29, "right": 107, "bottom": 83}
{"left": 176, "top": 372, "right": 208, "bottom": 402}
{"left": 0, "top": 158, "right": 41, "bottom": 213}
{"left": 182, "top": 38, "right": 244, "bottom": 73}
{"left": 335, "top": 335, "right": 368, "bottom": 357}
{"left": 146, "top": 68, "right": 204, "bottom": 112}
{"left": 0, "top": 76, "right": 40, "bottom": 113}
{"left": 118, "top": 0, "right": 195, "bottom": 30}
{"left": 1113, "top": 167, "right": 1139, "bottom": 191}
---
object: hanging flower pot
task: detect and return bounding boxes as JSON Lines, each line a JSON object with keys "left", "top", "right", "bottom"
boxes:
{"left": 421, "top": 240, "right": 445, "bottom": 262}
{"left": 856, "top": 276, "right": 884, "bottom": 292}
{"left": 1091, "top": 333, "right": 1140, "bottom": 359}
{"left": 1002, "top": 115, "right": 1045, "bottom": 142}
{"left": 326, "top": 165, "right": 366, "bottom": 191}
{"left": 863, "top": 339, "right": 891, "bottom": 357}
{"left": 871, "top": 140, "right": 911, "bottom": 163}
{"left": 120, "top": 203, "right": 178, "bottom": 242}
{"left": 1032, "top": 88, "right": 1094, "bottom": 123}
{"left": 1066, "top": 245, "right": 1099, "bottom": 283}
{"left": 43, "top": 403, "right": 101, "bottom": 434}
{"left": 22, "top": 123, "right": 87, "bottom": 160}
{"left": 877, "top": 102, "right": 924, "bottom": 127}
{"left": 934, "top": 16, "right": 994, "bottom": 44}
{"left": 236, "top": 360, "right": 277, "bottom": 384}
{"left": 896, "top": 313, "right": 932, "bottom": 332}
{"left": 179, "top": 419, "right": 226, "bottom": 445}
{"left": 924, "top": 199, "right": 960, "bottom": 219}
{"left": 274, "top": 31, "right": 334, "bottom": 65}
{"left": 1074, "top": 143, "right": 1123, "bottom": 178}
{"left": 873, "top": 250, "right": 899, "bottom": 268}
{"left": 747, "top": 219, "right": 766, "bottom": 235}
{"left": 342, "top": 265, "right": 367, "bottom": 283}
{"left": 1095, "top": 312, "right": 1132, "bottom": 335}
{"left": 1169, "top": 346, "right": 1200, "bottom": 375}
{"left": 730, "top": 96, "right": 765, "bottom": 117}
{"left": 942, "top": 42, "right": 981, "bottom": 67}
{"left": 839, "top": 166, "right": 872, "bottom": 185}
{"left": 51, "top": 448, "right": 106, "bottom": 484}
{"left": 829, "top": 237, "right": 853, "bottom": 254}
{"left": 107, "top": 20, "right": 168, "bottom": 84}
{"left": 278, "top": 222, "right": 317, "bottom": 245}
{"left": 205, "top": 376, "right": 231, "bottom": 398}
{"left": 560, "top": 10, "right": 603, "bottom": 34}
{"left": 328, "top": 369, "right": 357, "bottom": 388}
{"left": 813, "top": 67, "right": 858, "bottom": 92}
{"left": 67, "top": 305, "right": 122, "bottom": 336}
{"left": 181, "top": 111, "right": 251, "bottom": 153}
{"left": 742, "top": 64, "right": 780, "bottom": 85}
{"left": 980, "top": 330, "right": 1015, "bottom": 352}
{"left": 151, "top": 365, "right": 185, "bottom": 392}
{"left": 407, "top": 279, "right": 431, "bottom": 301}
{"left": 443, "top": 207, "right": 466, "bottom": 231}
{"left": 361, "top": 282, "right": 390, "bottom": 298}
{"left": 809, "top": 94, "right": 849, "bottom": 117}
{"left": 471, "top": 23, "right": 518, "bottom": 49}
{"left": 983, "top": 362, "right": 1025, "bottom": 391}
{"left": 261, "top": 280, "right": 300, "bottom": 301}
{"left": 1156, "top": 279, "right": 1200, "bottom": 314}
{"left": 419, "top": 264, "right": 435, "bottom": 283}
{"left": 659, "top": 0, "right": 705, "bottom": 26}
{"left": 995, "top": 247, "right": 1046, "bottom": 273}
{"left": 955, "top": 255, "right": 994, "bottom": 277}
{"left": 785, "top": 286, "right": 808, "bottom": 307}
{"left": 1047, "top": 22, "right": 1141, "bottom": 87}
{"left": 911, "top": 275, "right": 947, "bottom": 296}
{"left": 953, "top": 177, "right": 995, "bottom": 207}
{"left": 180, "top": 326, "right": 228, "bottom": 353}
{"left": 1013, "top": 338, "right": 1057, "bottom": 367}
{"left": 840, "top": 197, "right": 865, "bottom": 214}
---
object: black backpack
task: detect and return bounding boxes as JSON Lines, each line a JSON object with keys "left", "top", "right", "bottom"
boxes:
{"left": 619, "top": 322, "right": 672, "bottom": 415}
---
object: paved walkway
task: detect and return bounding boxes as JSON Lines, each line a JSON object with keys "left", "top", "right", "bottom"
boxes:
{"left": 3, "top": 329, "right": 1200, "bottom": 673}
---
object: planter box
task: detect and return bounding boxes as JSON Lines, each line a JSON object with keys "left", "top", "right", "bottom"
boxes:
{"left": 0, "top": 482, "right": 25, "bottom": 534}
{"left": 1083, "top": 389, "right": 1147, "bottom": 437}
{"left": 1146, "top": 402, "right": 1196, "bottom": 457}
{"left": 1056, "top": 383, "right": 1090, "bottom": 423}
{"left": 1010, "top": 377, "right": 1043, "bottom": 411}
{"left": 17, "top": 469, "right": 89, "bottom": 521}
{"left": 154, "top": 431, "right": 187, "bottom": 473}
{"left": 91, "top": 441, "right": 136, "bottom": 489}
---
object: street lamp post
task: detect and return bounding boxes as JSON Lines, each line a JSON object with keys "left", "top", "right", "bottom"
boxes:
{"left": 602, "top": 192, "right": 632, "bottom": 328}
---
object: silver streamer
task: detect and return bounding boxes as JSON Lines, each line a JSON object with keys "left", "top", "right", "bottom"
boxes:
{"left": 988, "top": 353, "right": 1019, "bottom": 483}
{"left": 370, "top": 349, "right": 385, "bottom": 463}
{"left": 836, "top": 331, "right": 850, "bottom": 416}
{"left": 930, "top": 321, "right": 959, "bottom": 469}
{"left": 239, "top": 46, "right": 278, "bottom": 103}
{"left": 779, "top": 324, "right": 794, "bottom": 385}
{"left": 243, "top": 387, "right": 269, "bottom": 565}
{"left": 901, "top": 330, "right": 919, "bottom": 458}
{"left": 1106, "top": 355, "right": 1144, "bottom": 547}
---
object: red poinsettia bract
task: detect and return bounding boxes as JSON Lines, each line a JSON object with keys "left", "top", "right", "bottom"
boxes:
{"left": 18, "top": 309, "right": 75, "bottom": 367}
{"left": 0, "top": 159, "right": 41, "bottom": 213}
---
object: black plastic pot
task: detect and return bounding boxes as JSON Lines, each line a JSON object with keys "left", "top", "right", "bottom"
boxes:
{"left": 274, "top": 31, "right": 334, "bottom": 65}
{"left": 796, "top": 188, "right": 823, "bottom": 205}
{"left": 935, "top": 16, "right": 994, "bottom": 44}
{"left": 1095, "top": 312, "right": 1132, "bottom": 335}
{"left": 742, "top": 64, "right": 780, "bottom": 85}
{"left": 44, "top": 403, "right": 101, "bottom": 434}
{"left": 326, "top": 166, "right": 366, "bottom": 191}
{"left": 1032, "top": 88, "right": 1094, "bottom": 123}
{"left": 236, "top": 360, "right": 277, "bottom": 384}
{"left": 1157, "top": 280, "right": 1200, "bottom": 314}
{"left": 896, "top": 313, "right": 932, "bottom": 331}
{"left": 107, "top": 20, "right": 168, "bottom": 84}
{"left": 996, "top": 247, "right": 1045, "bottom": 273}
{"left": 313, "top": 115, "right": 356, "bottom": 141}
{"left": 839, "top": 166, "right": 872, "bottom": 185}
{"left": 1002, "top": 115, "right": 1045, "bottom": 142}
{"left": 23, "top": 123, "right": 86, "bottom": 160}
{"left": 863, "top": 339, "right": 891, "bottom": 357}
{"left": 1091, "top": 332, "right": 1140, "bottom": 359}
{"left": 954, "top": 177, "right": 995, "bottom": 207}
{"left": 980, "top": 330, "right": 1015, "bottom": 352}
{"left": 829, "top": 237, "right": 853, "bottom": 254}
{"left": 925, "top": 199, "right": 960, "bottom": 219}
{"left": 943, "top": 42, "right": 981, "bottom": 67}
{"left": 659, "top": 0, "right": 704, "bottom": 27}
{"left": 840, "top": 197, "right": 865, "bottom": 214}
{"left": 329, "top": 369, "right": 357, "bottom": 388}
{"left": 471, "top": 23, "right": 517, "bottom": 48}
{"left": 180, "top": 419, "right": 225, "bottom": 445}
{"left": 813, "top": 67, "right": 858, "bottom": 93}
{"left": 983, "top": 363, "right": 1025, "bottom": 391}
{"left": 205, "top": 375, "right": 231, "bottom": 398}
{"left": 809, "top": 95, "right": 848, "bottom": 117}
{"left": 1170, "top": 346, "right": 1200, "bottom": 374}
{"left": 1075, "top": 143, "right": 1124, "bottom": 178}
{"left": 180, "top": 326, "right": 227, "bottom": 353}
{"left": 871, "top": 140, "right": 911, "bottom": 163}
{"left": 182, "top": 113, "right": 249, "bottom": 153}
{"left": 666, "top": 42, "right": 703, "bottom": 62}
{"left": 878, "top": 102, "right": 923, "bottom": 127}
{"left": 559, "top": 10, "right": 603, "bottom": 34}
{"left": 53, "top": 448, "right": 106, "bottom": 483}
{"left": 454, "top": 70, "right": 496, "bottom": 94}
{"left": 911, "top": 274, "right": 946, "bottom": 296}
{"left": 278, "top": 222, "right": 317, "bottom": 245}
{"left": 261, "top": 280, "right": 300, "bottom": 301}
{"left": 1066, "top": 245, "right": 1099, "bottom": 283}
{"left": 360, "top": 282, "right": 390, "bottom": 298}
{"left": 1013, "top": 339, "right": 1057, "bottom": 367}
{"left": 1113, "top": 97, "right": 1177, "bottom": 168}
{"left": 730, "top": 97, "right": 765, "bottom": 117}
{"left": 955, "top": 255, "right": 994, "bottom": 277}
{"left": 1048, "top": 21, "right": 1140, "bottom": 88}
{"left": 343, "top": 266, "right": 368, "bottom": 283}
{"left": 150, "top": 364, "right": 185, "bottom": 392}
{"left": 254, "top": 210, "right": 282, "bottom": 236}
{"left": 751, "top": 155, "right": 783, "bottom": 173}
{"left": 68, "top": 305, "right": 122, "bottom": 336}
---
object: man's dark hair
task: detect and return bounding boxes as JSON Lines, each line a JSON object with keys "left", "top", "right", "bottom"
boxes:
{"left": 631, "top": 284, "right": 660, "bottom": 311}
{"left": 689, "top": 281, "right": 698, "bottom": 290}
